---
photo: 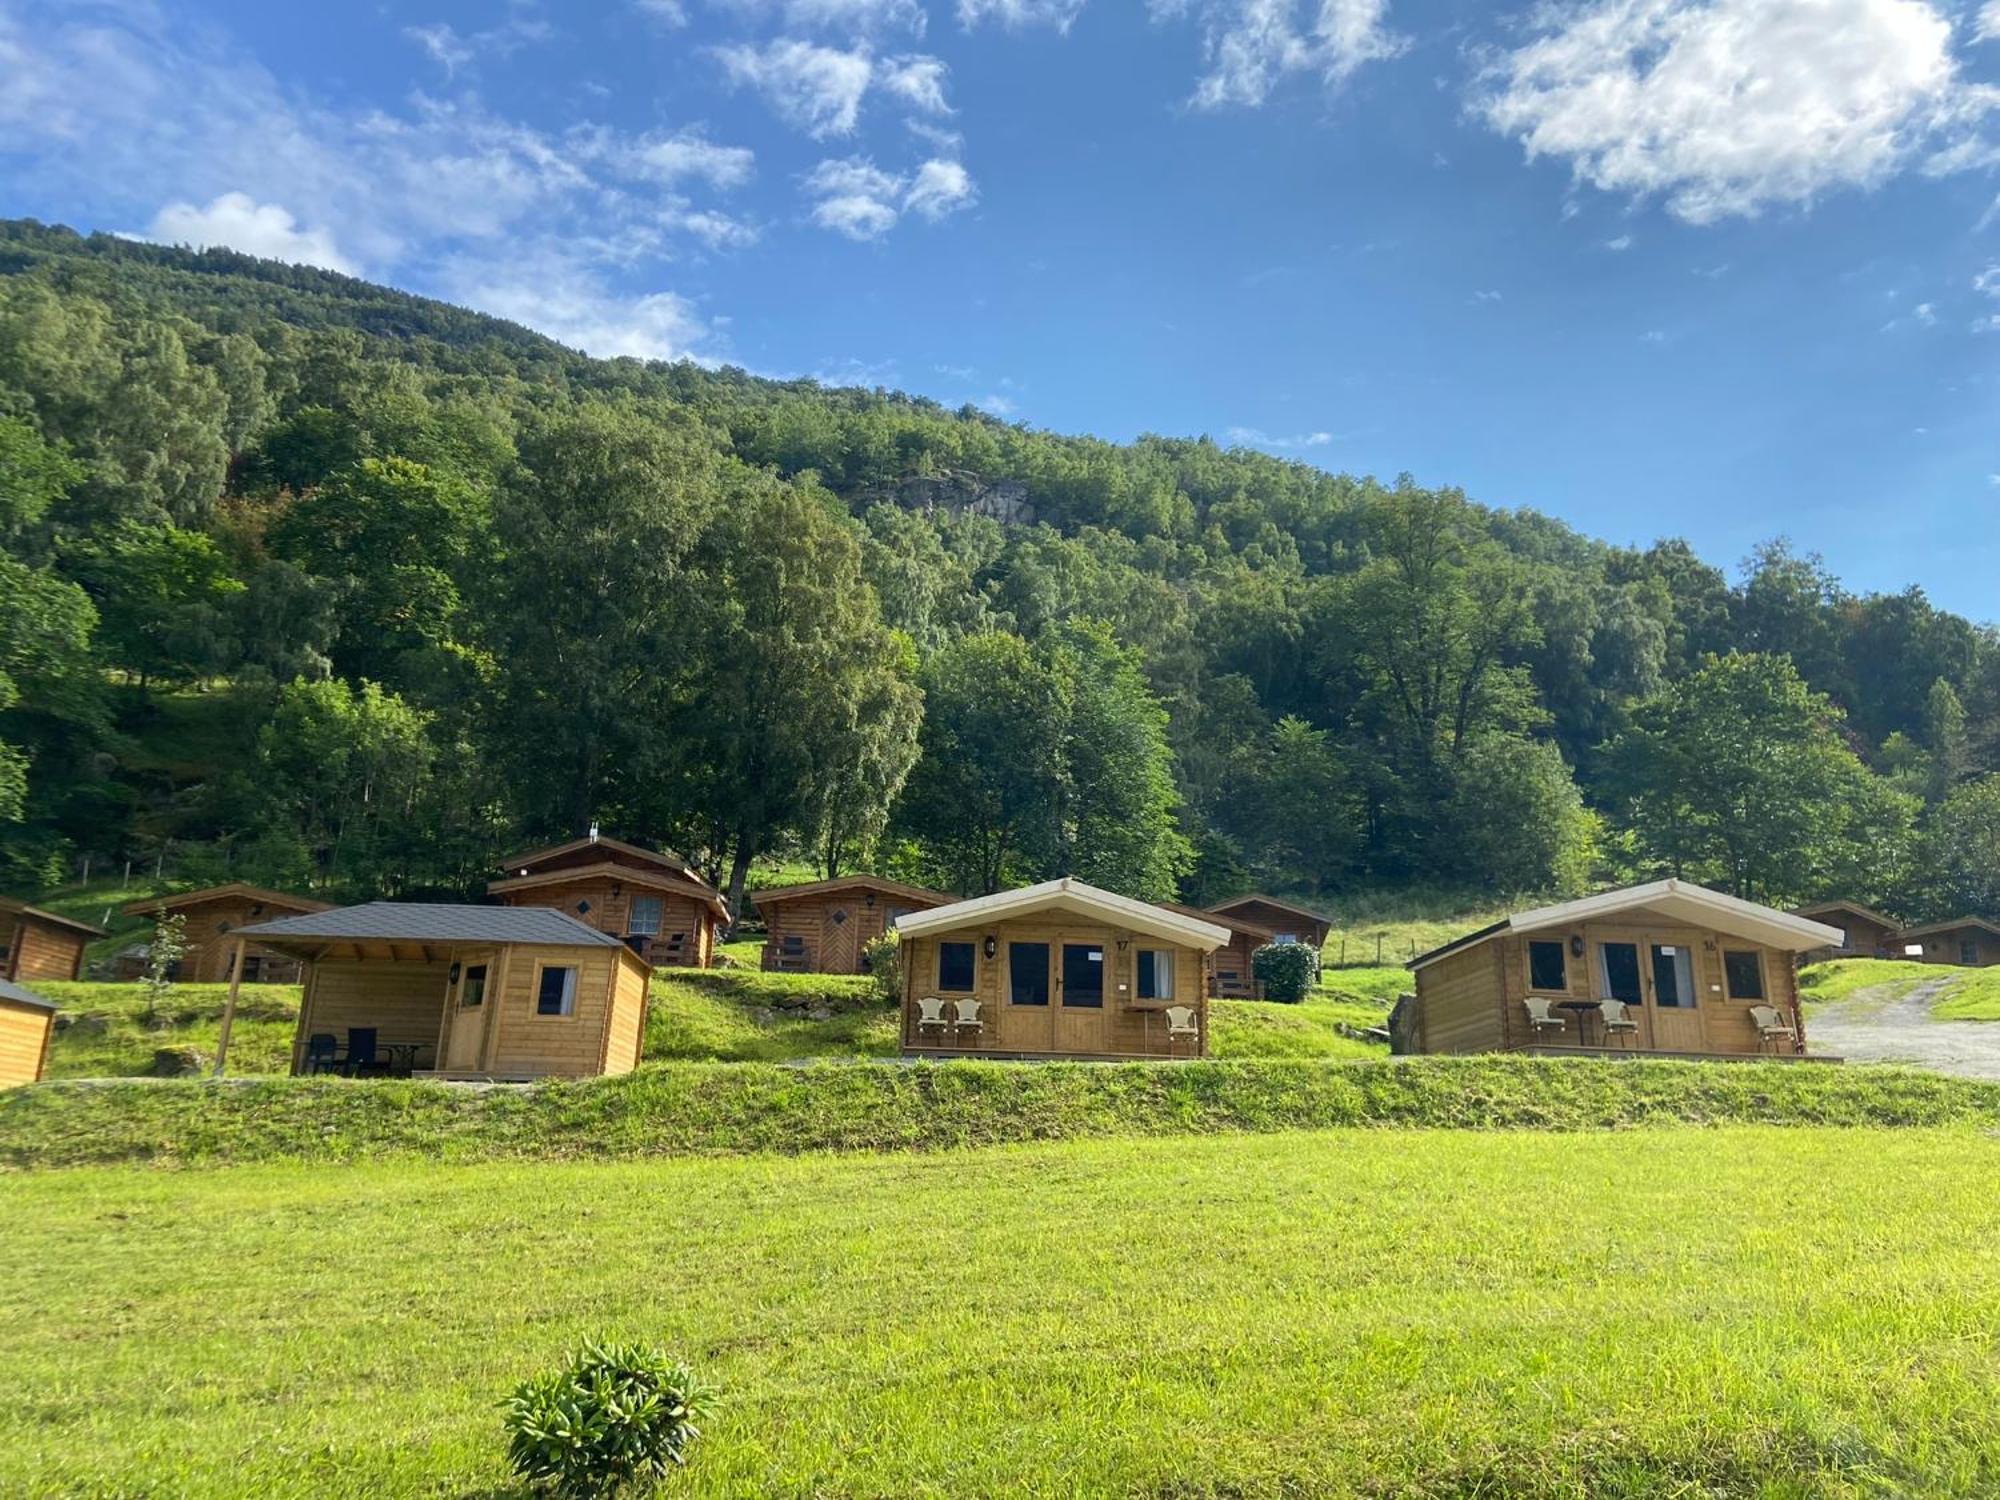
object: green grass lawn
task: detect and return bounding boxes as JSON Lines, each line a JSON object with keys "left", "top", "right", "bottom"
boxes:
{"left": 1322, "top": 894, "right": 1509, "bottom": 970}
{"left": 1932, "top": 966, "right": 2000, "bottom": 1021}
{"left": 4, "top": 1127, "right": 1999, "bottom": 1496}
{"left": 1798, "top": 958, "right": 1945, "bottom": 1005}
{"left": 34, "top": 981, "right": 303, "bottom": 1078}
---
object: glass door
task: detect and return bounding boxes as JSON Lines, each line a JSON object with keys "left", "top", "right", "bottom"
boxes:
{"left": 1056, "top": 938, "right": 1108, "bottom": 1053}
{"left": 1004, "top": 940, "right": 1053, "bottom": 1051}
{"left": 1646, "top": 936, "right": 1704, "bottom": 1050}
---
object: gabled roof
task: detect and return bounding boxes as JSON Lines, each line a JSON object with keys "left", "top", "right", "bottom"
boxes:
{"left": 235, "top": 902, "right": 627, "bottom": 949}
{"left": 1792, "top": 899, "right": 1901, "bottom": 931}
{"left": 896, "top": 877, "right": 1232, "bottom": 950}
{"left": 486, "top": 862, "right": 729, "bottom": 919}
{"left": 0, "top": 977, "right": 54, "bottom": 1012}
{"left": 0, "top": 896, "right": 106, "bottom": 938}
{"left": 1207, "top": 893, "right": 1330, "bottom": 929}
{"left": 752, "top": 875, "right": 952, "bottom": 909}
{"left": 1167, "top": 902, "right": 1276, "bottom": 940}
{"left": 1894, "top": 914, "right": 2000, "bottom": 941}
{"left": 499, "top": 834, "right": 692, "bottom": 877}
{"left": 1409, "top": 880, "right": 1845, "bottom": 971}
{"left": 122, "top": 882, "right": 333, "bottom": 919}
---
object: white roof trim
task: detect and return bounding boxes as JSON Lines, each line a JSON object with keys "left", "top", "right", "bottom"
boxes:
{"left": 893, "top": 877, "right": 1231, "bottom": 951}
{"left": 1412, "top": 879, "right": 1844, "bottom": 971}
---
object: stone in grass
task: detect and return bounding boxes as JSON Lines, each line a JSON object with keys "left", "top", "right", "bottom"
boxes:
{"left": 149, "top": 1046, "right": 206, "bottom": 1077}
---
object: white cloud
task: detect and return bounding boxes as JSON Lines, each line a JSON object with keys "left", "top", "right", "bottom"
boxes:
{"left": 1979, "top": 0, "right": 2000, "bottom": 41}
{"left": 1475, "top": 0, "right": 2000, "bottom": 223}
{"left": 804, "top": 154, "right": 977, "bottom": 237}
{"left": 957, "top": 0, "right": 1090, "bottom": 30}
{"left": 1603, "top": 233, "right": 1633, "bottom": 250}
{"left": 782, "top": 0, "right": 928, "bottom": 34}
{"left": 147, "top": 192, "right": 355, "bottom": 273}
{"left": 1640, "top": 328, "right": 1668, "bottom": 342}
{"left": 806, "top": 156, "right": 908, "bottom": 237}
{"left": 879, "top": 54, "right": 953, "bottom": 113}
{"left": 626, "top": 130, "right": 757, "bottom": 189}
{"left": 1915, "top": 300, "right": 1937, "bottom": 324}
{"left": 716, "top": 39, "right": 875, "bottom": 136}
{"left": 453, "top": 268, "right": 710, "bottom": 361}
{"left": 1471, "top": 288, "right": 1502, "bottom": 302}
{"left": 1227, "top": 425, "right": 1333, "bottom": 448}
{"left": 403, "top": 14, "right": 552, "bottom": 74}
{"left": 632, "top": 0, "right": 689, "bottom": 25}
{"left": 905, "top": 157, "right": 976, "bottom": 217}
{"left": 405, "top": 23, "right": 473, "bottom": 74}
{"left": 1161, "top": 0, "right": 1405, "bottom": 110}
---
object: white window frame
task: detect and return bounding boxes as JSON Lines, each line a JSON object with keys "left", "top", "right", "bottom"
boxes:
{"left": 628, "top": 894, "right": 664, "bottom": 938}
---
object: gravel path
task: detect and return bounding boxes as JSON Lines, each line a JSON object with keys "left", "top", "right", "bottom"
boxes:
{"left": 1808, "top": 977, "right": 2000, "bottom": 1079}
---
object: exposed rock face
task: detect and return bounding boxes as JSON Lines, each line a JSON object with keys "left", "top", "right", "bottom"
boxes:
{"left": 871, "top": 470, "right": 1036, "bottom": 527}
{"left": 150, "top": 1046, "right": 207, "bottom": 1077}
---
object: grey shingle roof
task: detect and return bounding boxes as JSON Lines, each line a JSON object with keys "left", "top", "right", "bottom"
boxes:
{"left": 0, "top": 978, "right": 55, "bottom": 1011}
{"left": 234, "top": 902, "right": 624, "bottom": 947}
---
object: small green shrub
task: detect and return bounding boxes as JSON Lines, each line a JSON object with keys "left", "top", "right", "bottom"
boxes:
{"left": 862, "top": 930, "right": 902, "bottom": 1003}
{"left": 503, "top": 1338, "right": 716, "bottom": 1495}
{"left": 1252, "top": 941, "right": 1320, "bottom": 1004}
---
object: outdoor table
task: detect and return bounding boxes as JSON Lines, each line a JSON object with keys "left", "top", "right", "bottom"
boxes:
{"left": 381, "top": 1042, "right": 428, "bottom": 1076}
{"left": 1555, "top": 1000, "right": 1600, "bottom": 1048}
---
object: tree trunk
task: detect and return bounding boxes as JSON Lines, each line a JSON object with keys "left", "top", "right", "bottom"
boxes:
{"left": 725, "top": 828, "right": 759, "bottom": 933}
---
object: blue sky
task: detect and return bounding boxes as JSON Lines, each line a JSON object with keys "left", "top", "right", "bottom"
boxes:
{"left": 5, "top": 0, "right": 2000, "bottom": 616}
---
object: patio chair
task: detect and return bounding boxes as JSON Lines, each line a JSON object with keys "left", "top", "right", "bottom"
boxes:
{"left": 1597, "top": 998, "right": 1639, "bottom": 1048}
{"left": 1749, "top": 1004, "right": 1798, "bottom": 1055}
{"left": 657, "top": 931, "right": 688, "bottom": 964}
{"left": 950, "top": 997, "right": 983, "bottom": 1039}
{"left": 1164, "top": 1004, "right": 1200, "bottom": 1056}
{"left": 916, "top": 996, "right": 949, "bottom": 1041}
{"left": 1522, "top": 996, "right": 1570, "bottom": 1042}
{"left": 342, "top": 1027, "right": 382, "bottom": 1078}
{"left": 775, "top": 934, "right": 812, "bottom": 973}
{"left": 302, "top": 1032, "right": 340, "bottom": 1075}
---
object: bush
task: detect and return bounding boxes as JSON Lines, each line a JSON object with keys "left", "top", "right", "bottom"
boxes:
{"left": 503, "top": 1338, "right": 716, "bottom": 1495}
{"left": 1252, "top": 941, "right": 1320, "bottom": 1003}
{"left": 862, "top": 930, "right": 902, "bottom": 1004}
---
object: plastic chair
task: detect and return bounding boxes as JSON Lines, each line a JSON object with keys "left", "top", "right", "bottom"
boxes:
{"left": 1597, "top": 998, "right": 1639, "bottom": 1048}
{"left": 342, "top": 1027, "right": 380, "bottom": 1077}
{"left": 916, "top": 996, "right": 948, "bottom": 1040}
{"left": 1522, "top": 997, "right": 1570, "bottom": 1041}
{"left": 1749, "top": 1004, "right": 1798, "bottom": 1054}
{"left": 950, "top": 997, "right": 982, "bottom": 1038}
{"left": 303, "top": 1033, "right": 339, "bottom": 1075}
{"left": 1164, "top": 1004, "right": 1199, "bottom": 1056}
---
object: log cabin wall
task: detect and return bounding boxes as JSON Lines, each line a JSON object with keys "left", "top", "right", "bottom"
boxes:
{"left": 484, "top": 943, "right": 632, "bottom": 1078}
{"left": 901, "top": 916, "right": 1209, "bottom": 1058}
{"left": 760, "top": 893, "right": 906, "bottom": 973}
{"left": 1, "top": 914, "right": 88, "bottom": 983}
{"left": 157, "top": 895, "right": 314, "bottom": 983}
{"left": 496, "top": 877, "right": 712, "bottom": 967}
{"left": 291, "top": 959, "right": 452, "bottom": 1072}
{"left": 0, "top": 997, "right": 53, "bottom": 1086}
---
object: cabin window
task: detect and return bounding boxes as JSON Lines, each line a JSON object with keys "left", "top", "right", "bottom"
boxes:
{"left": 1527, "top": 940, "right": 1567, "bottom": 993}
{"left": 1273, "top": 933, "right": 1299, "bottom": 945}
{"left": 938, "top": 940, "right": 976, "bottom": 992}
{"left": 1649, "top": 944, "right": 1695, "bottom": 1008}
{"left": 1061, "top": 943, "right": 1105, "bottom": 1008}
{"left": 628, "top": 895, "right": 663, "bottom": 937}
{"left": 1961, "top": 939, "right": 1980, "bottom": 967}
{"left": 460, "top": 963, "right": 488, "bottom": 1008}
{"left": 536, "top": 965, "right": 577, "bottom": 1016}
{"left": 1009, "top": 942, "right": 1051, "bottom": 1006}
{"left": 1722, "top": 950, "right": 1764, "bottom": 1001}
{"left": 1137, "top": 949, "right": 1175, "bottom": 1000}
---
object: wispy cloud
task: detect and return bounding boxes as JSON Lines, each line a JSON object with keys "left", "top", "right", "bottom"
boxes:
{"left": 804, "top": 154, "right": 976, "bottom": 238}
{"left": 1226, "top": 425, "right": 1334, "bottom": 449}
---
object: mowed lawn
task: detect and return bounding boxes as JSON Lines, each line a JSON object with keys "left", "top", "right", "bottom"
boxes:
{"left": 5, "top": 1129, "right": 2000, "bottom": 1497}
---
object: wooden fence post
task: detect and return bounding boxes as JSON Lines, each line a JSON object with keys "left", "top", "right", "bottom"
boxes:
{"left": 213, "top": 936, "right": 248, "bottom": 1078}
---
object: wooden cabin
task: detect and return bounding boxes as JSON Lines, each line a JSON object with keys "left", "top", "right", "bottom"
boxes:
{"left": 1168, "top": 903, "right": 1275, "bottom": 998}
{"left": 1790, "top": 900, "right": 1902, "bottom": 964}
{"left": 1205, "top": 894, "right": 1331, "bottom": 953}
{"left": 1407, "top": 880, "right": 1840, "bottom": 1059}
{"left": 754, "top": 875, "right": 953, "bottom": 973}
{"left": 0, "top": 978, "right": 55, "bottom": 1087}
{"left": 0, "top": 897, "right": 103, "bottom": 983}
{"left": 896, "top": 877, "right": 1230, "bottom": 1059}
{"left": 488, "top": 834, "right": 726, "bottom": 969}
{"left": 233, "top": 903, "right": 653, "bottom": 1081}
{"left": 1894, "top": 916, "right": 2000, "bottom": 968}
{"left": 120, "top": 883, "right": 332, "bottom": 984}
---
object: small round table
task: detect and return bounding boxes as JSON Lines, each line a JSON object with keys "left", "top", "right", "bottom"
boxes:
{"left": 1555, "top": 1000, "right": 1601, "bottom": 1048}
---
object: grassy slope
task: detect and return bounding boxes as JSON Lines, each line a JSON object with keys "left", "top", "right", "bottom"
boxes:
{"left": 4, "top": 1128, "right": 2000, "bottom": 1496}
{"left": 36, "top": 981, "right": 302, "bottom": 1078}
{"left": 1798, "top": 958, "right": 2000, "bottom": 1022}
{"left": 1932, "top": 967, "right": 2000, "bottom": 1021}
{"left": 7, "top": 1057, "right": 2000, "bottom": 1169}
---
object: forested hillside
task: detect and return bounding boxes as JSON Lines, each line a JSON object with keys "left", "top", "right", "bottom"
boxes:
{"left": 3, "top": 217, "right": 1997, "bottom": 919}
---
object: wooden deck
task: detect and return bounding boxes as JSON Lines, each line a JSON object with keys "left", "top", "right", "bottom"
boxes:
{"left": 901, "top": 1045, "right": 1199, "bottom": 1062}
{"left": 1516, "top": 1045, "right": 1842, "bottom": 1064}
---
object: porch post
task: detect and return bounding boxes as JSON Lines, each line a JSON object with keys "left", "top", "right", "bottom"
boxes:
{"left": 213, "top": 936, "right": 248, "bottom": 1077}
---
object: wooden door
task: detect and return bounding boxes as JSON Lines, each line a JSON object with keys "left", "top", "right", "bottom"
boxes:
{"left": 1643, "top": 932, "right": 1705, "bottom": 1051}
{"left": 1003, "top": 939, "right": 1054, "bottom": 1051}
{"left": 444, "top": 963, "right": 490, "bottom": 1070}
{"left": 1054, "top": 934, "right": 1110, "bottom": 1054}
{"left": 1593, "top": 933, "right": 1651, "bottom": 1048}
{"left": 821, "top": 906, "right": 859, "bottom": 973}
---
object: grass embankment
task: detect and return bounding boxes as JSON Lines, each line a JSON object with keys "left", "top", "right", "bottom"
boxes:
{"left": 6, "top": 1056, "right": 1999, "bottom": 1169}
{"left": 1933, "top": 968, "right": 2000, "bottom": 1020}
{"left": 1322, "top": 891, "right": 1507, "bottom": 969}
{"left": 4, "top": 1127, "right": 1999, "bottom": 1496}
{"left": 1797, "top": 958, "right": 2000, "bottom": 1022}
{"left": 34, "top": 981, "right": 302, "bottom": 1078}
